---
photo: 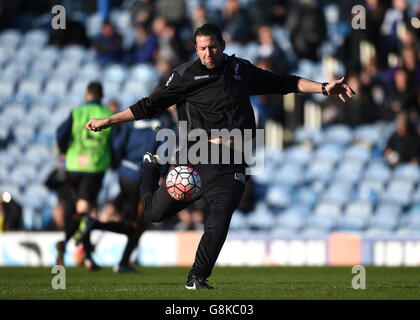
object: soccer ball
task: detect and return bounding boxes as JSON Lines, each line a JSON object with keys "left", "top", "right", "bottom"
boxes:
{"left": 166, "top": 166, "right": 201, "bottom": 201}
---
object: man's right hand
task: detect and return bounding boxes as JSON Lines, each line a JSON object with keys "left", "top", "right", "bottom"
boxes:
{"left": 85, "top": 118, "right": 110, "bottom": 132}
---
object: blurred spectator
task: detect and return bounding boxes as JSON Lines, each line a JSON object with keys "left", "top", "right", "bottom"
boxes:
{"left": 107, "top": 99, "right": 121, "bottom": 114}
{"left": 49, "top": 19, "right": 90, "bottom": 48}
{"left": 124, "top": 22, "right": 158, "bottom": 65}
{"left": 0, "top": 191, "right": 22, "bottom": 231}
{"left": 152, "top": 16, "right": 189, "bottom": 65}
{"left": 130, "top": 0, "right": 156, "bottom": 29}
{"left": 156, "top": 0, "right": 186, "bottom": 27}
{"left": 191, "top": 4, "right": 209, "bottom": 31}
{"left": 383, "top": 68, "right": 418, "bottom": 121}
{"left": 92, "top": 20, "right": 123, "bottom": 66}
{"left": 400, "top": 46, "right": 420, "bottom": 92}
{"left": 339, "top": 72, "right": 379, "bottom": 127}
{"left": 286, "top": 0, "right": 327, "bottom": 61}
{"left": 250, "top": 0, "right": 289, "bottom": 27}
{"left": 380, "top": 0, "right": 410, "bottom": 56}
{"left": 220, "top": 0, "right": 252, "bottom": 43}
{"left": 384, "top": 112, "right": 420, "bottom": 166}
{"left": 174, "top": 203, "right": 204, "bottom": 231}
{"left": 256, "top": 25, "right": 290, "bottom": 74}
{"left": 45, "top": 157, "right": 75, "bottom": 231}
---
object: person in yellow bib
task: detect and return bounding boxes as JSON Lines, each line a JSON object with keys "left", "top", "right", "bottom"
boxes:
{"left": 55, "top": 82, "right": 115, "bottom": 270}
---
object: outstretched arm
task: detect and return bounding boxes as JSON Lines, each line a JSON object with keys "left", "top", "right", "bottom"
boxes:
{"left": 86, "top": 107, "right": 135, "bottom": 132}
{"left": 297, "top": 77, "right": 356, "bottom": 102}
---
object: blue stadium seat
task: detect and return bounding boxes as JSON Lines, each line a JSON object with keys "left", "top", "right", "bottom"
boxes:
{"left": 230, "top": 209, "right": 248, "bottom": 231}
{"left": 21, "top": 29, "right": 48, "bottom": 48}
{"left": 61, "top": 45, "right": 86, "bottom": 65}
{"left": 0, "top": 29, "right": 22, "bottom": 49}
{"left": 293, "top": 187, "right": 318, "bottom": 208}
{"left": 275, "top": 206, "right": 308, "bottom": 232}
{"left": 314, "top": 142, "right": 344, "bottom": 164}
{"left": 314, "top": 201, "right": 342, "bottom": 222}
{"left": 44, "top": 78, "right": 69, "bottom": 99}
{"left": 104, "top": 64, "right": 128, "bottom": 83}
{"left": 0, "top": 79, "right": 15, "bottom": 102}
{"left": 286, "top": 145, "right": 312, "bottom": 166}
{"left": 333, "top": 160, "right": 364, "bottom": 184}
{"left": 321, "top": 182, "right": 353, "bottom": 206}
{"left": 353, "top": 179, "right": 384, "bottom": 205}
{"left": 364, "top": 160, "right": 392, "bottom": 184}
{"left": 85, "top": 12, "right": 103, "bottom": 37}
{"left": 306, "top": 214, "right": 337, "bottom": 232}
{"left": 275, "top": 163, "right": 304, "bottom": 186}
{"left": 392, "top": 163, "right": 420, "bottom": 184}
{"left": 380, "top": 179, "right": 414, "bottom": 207}
{"left": 343, "top": 143, "right": 372, "bottom": 164}
{"left": 129, "top": 64, "right": 160, "bottom": 91}
{"left": 353, "top": 124, "right": 382, "bottom": 147}
{"left": 103, "top": 80, "right": 122, "bottom": 98}
{"left": 1, "top": 103, "right": 26, "bottom": 122}
{"left": 9, "top": 164, "right": 38, "bottom": 189}
{"left": 122, "top": 79, "right": 149, "bottom": 97}
{"left": 324, "top": 124, "right": 353, "bottom": 145}
{"left": 77, "top": 62, "right": 102, "bottom": 81}
{"left": 304, "top": 159, "right": 334, "bottom": 184}
{"left": 16, "top": 78, "right": 43, "bottom": 100}
{"left": 265, "top": 184, "right": 292, "bottom": 209}
{"left": 246, "top": 202, "right": 275, "bottom": 230}
{"left": 293, "top": 127, "right": 324, "bottom": 146}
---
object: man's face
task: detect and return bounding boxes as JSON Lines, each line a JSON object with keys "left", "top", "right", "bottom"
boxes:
{"left": 195, "top": 34, "right": 225, "bottom": 70}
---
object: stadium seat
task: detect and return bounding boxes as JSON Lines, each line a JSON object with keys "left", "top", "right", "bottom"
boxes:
{"left": 364, "top": 160, "right": 392, "bottom": 184}
{"left": 380, "top": 179, "right": 414, "bottom": 207}
{"left": 293, "top": 127, "right": 324, "bottom": 146}
{"left": 0, "top": 29, "right": 22, "bottom": 49}
{"left": 304, "top": 159, "right": 334, "bottom": 184}
{"left": 333, "top": 159, "right": 364, "bottom": 184}
{"left": 275, "top": 206, "right": 308, "bottom": 232}
{"left": 129, "top": 64, "right": 160, "bottom": 91}
{"left": 321, "top": 182, "right": 353, "bottom": 206}
{"left": 61, "top": 45, "right": 86, "bottom": 65}
{"left": 103, "top": 80, "right": 122, "bottom": 98}
{"left": 265, "top": 184, "right": 292, "bottom": 209}
{"left": 306, "top": 214, "right": 337, "bottom": 232}
{"left": 353, "top": 179, "right": 384, "bottom": 205}
{"left": 392, "top": 163, "right": 420, "bottom": 184}
{"left": 0, "top": 79, "right": 15, "bottom": 102}
{"left": 314, "top": 142, "right": 344, "bottom": 164}
{"left": 275, "top": 163, "right": 304, "bottom": 186}
{"left": 246, "top": 202, "right": 275, "bottom": 230}
{"left": 16, "top": 78, "right": 43, "bottom": 99}
{"left": 353, "top": 124, "right": 382, "bottom": 147}
{"left": 230, "top": 209, "right": 248, "bottom": 231}
{"left": 285, "top": 145, "right": 313, "bottom": 166}
{"left": 21, "top": 29, "right": 48, "bottom": 48}
{"left": 1, "top": 103, "right": 26, "bottom": 123}
{"left": 342, "top": 143, "right": 372, "bottom": 164}
{"left": 77, "top": 62, "right": 102, "bottom": 81}
{"left": 85, "top": 12, "right": 103, "bottom": 37}
{"left": 9, "top": 164, "right": 38, "bottom": 189}
{"left": 122, "top": 79, "right": 149, "bottom": 97}
{"left": 293, "top": 187, "right": 318, "bottom": 208}
{"left": 314, "top": 201, "right": 342, "bottom": 222}
{"left": 44, "top": 78, "right": 69, "bottom": 98}
{"left": 104, "top": 64, "right": 128, "bottom": 83}
{"left": 324, "top": 124, "right": 353, "bottom": 145}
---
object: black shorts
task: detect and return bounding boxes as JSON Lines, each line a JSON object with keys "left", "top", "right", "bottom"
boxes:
{"left": 66, "top": 172, "right": 105, "bottom": 206}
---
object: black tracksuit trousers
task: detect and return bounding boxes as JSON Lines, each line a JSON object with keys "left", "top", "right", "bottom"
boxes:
{"left": 140, "top": 144, "right": 246, "bottom": 280}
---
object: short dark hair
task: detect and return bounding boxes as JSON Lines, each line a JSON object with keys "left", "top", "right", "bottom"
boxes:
{"left": 87, "top": 82, "right": 103, "bottom": 100}
{"left": 194, "top": 23, "right": 224, "bottom": 46}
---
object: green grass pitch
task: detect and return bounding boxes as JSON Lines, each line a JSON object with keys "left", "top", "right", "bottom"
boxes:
{"left": 1, "top": 266, "right": 420, "bottom": 300}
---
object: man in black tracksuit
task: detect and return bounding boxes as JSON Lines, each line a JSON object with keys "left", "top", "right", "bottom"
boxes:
{"left": 86, "top": 24, "right": 355, "bottom": 289}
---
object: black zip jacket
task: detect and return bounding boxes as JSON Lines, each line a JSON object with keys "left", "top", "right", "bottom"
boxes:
{"left": 129, "top": 54, "right": 300, "bottom": 134}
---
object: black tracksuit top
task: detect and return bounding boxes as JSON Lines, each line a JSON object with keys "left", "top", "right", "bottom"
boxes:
{"left": 129, "top": 54, "right": 300, "bottom": 134}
